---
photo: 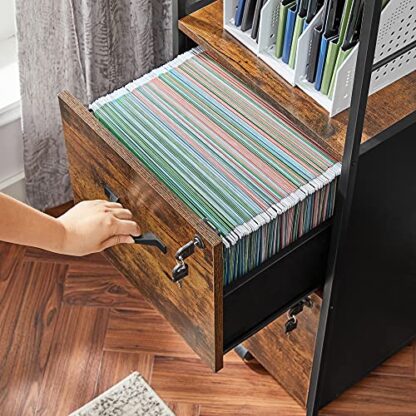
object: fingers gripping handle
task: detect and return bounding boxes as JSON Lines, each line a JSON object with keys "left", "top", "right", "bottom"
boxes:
{"left": 103, "top": 184, "right": 167, "bottom": 254}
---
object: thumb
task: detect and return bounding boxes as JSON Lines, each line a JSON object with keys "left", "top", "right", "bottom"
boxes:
{"left": 100, "top": 235, "right": 135, "bottom": 251}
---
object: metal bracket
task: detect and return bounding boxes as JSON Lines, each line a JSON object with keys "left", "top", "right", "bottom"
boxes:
{"left": 171, "top": 235, "right": 205, "bottom": 285}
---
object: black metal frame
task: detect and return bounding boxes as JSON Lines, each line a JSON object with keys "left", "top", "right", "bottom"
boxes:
{"left": 177, "top": 1, "right": 416, "bottom": 413}
{"left": 177, "top": 0, "right": 215, "bottom": 53}
{"left": 307, "top": 1, "right": 416, "bottom": 414}
{"left": 308, "top": 0, "right": 383, "bottom": 410}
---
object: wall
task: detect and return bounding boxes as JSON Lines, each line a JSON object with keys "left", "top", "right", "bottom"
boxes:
{"left": 0, "top": 0, "right": 16, "bottom": 40}
{"left": 0, "top": 0, "right": 25, "bottom": 201}
{"left": 0, "top": 118, "right": 25, "bottom": 201}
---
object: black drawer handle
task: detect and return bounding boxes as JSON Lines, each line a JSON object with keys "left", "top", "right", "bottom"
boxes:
{"left": 133, "top": 233, "right": 167, "bottom": 254}
{"left": 104, "top": 184, "right": 120, "bottom": 203}
{"left": 103, "top": 184, "right": 167, "bottom": 254}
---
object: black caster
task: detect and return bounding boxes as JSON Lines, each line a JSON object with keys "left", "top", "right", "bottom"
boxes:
{"left": 234, "top": 344, "right": 254, "bottom": 362}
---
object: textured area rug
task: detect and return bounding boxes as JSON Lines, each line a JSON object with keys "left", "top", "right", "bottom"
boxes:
{"left": 69, "top": 372, "right": 175, "bottom": 416}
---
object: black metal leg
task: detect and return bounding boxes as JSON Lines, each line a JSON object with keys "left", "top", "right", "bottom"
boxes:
{"left": 307, "top": 1, "right": 384, "bottom": 415}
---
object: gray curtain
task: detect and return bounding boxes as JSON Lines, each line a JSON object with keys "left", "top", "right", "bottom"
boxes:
{"left": 16, "top": 0, "right": 174, "bottom": 210}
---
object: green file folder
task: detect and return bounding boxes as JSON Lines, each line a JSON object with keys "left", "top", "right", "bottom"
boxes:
{"left": 288, "top": 14, "right": 305, "bottom": 68}
{"left": 328, "top": 47, "right": 352, "bottom": 98}
{"left": 275, "top": 0, "right": 296, "bottom": 59}
{"left": 320, "top": 0, "right": 354, "bottom": 95}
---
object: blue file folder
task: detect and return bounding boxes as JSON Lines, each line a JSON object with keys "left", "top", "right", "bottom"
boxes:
{"left": 235, "top": 0, "right": 247, "bottom": 26}
{"left": 315, "top": 36, "right": 329, "bottom": 90}
{"left": 282, "top": 6, "right": 297, "bottom": 64}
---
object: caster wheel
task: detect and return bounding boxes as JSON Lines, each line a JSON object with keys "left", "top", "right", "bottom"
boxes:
{"left": 234, "top": 344, "right": 254, "bottom": 362}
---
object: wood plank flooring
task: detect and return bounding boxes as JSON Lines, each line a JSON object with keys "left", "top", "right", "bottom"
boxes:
{"left": 0, "top": 240, "right": 415, "bottom": 415}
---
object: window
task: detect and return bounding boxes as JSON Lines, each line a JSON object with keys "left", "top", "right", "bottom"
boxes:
{"left": 0, "top": 0, "right": 16, "bottom": 41}
{"left": 0, "top": 0, "right": 20, "bottom": 124}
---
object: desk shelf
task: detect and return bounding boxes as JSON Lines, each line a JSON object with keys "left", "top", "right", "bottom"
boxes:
{"left": 179, "top": 0, "right": 416, "bottom": 160}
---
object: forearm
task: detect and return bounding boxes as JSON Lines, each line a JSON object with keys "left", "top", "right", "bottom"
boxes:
{"left": 0, "top": 193, "right": 65, "bottom": 252}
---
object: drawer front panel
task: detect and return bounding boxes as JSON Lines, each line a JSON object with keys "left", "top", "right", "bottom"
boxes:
{"left": 244, "top": 293, "right": 322, "bottom": 408}
{"left": 59, "top": 92, "right": 223, "bottom": 371}
{"left": 223, "top": 223, "right": 330, "bottom": 350}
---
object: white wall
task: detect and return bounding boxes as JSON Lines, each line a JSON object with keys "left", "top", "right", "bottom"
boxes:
{"left": 0, "top": 0, "right": 16, "bottom": 40}
{"left": 0, "top": 0, "right": 24, "bottom": 201}
{"left": 0, "top": 118, "right": 26, "bottom": 201}
{"left": 0, "top": 119, "right": 24, "bottom": 181}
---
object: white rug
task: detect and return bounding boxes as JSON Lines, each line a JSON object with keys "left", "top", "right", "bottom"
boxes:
{"left": 70, "top": 372, "right": 175, "bottom": 416}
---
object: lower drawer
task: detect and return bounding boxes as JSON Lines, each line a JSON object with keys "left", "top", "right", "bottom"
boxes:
{"left": 244, "top": 292, "right": 322, "bottom": 408}
{"left": 224, "top": 224, "right": 329, "bottom": 350}
{"left": 59, "top": 91, "right": 330, "bottom": 372}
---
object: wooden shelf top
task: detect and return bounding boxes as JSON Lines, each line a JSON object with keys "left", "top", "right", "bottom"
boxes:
{"left": 179, "top": 0, "right": 416, "bottom": 160}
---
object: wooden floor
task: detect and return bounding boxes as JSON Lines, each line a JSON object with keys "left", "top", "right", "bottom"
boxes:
{"left": 1, "top": 240, "right": 415, "bottom": 416}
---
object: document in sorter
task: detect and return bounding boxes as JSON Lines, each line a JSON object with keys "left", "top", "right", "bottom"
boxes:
{"left": 314, "top": 0, "right": 346, "bottom": 91}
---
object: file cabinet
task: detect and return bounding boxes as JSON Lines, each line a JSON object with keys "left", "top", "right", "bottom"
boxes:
{"left": 60, "top": 1, "right": 416, "bottom": 414}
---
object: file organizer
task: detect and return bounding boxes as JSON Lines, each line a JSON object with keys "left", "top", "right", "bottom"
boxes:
{"left": 224, "top": 0, "right": 416, "bottom": 116}
{"left": 223, "top": 0, "right": 340, "bottom": 88}
{"left": 256, "top": 0, "right": 324, "bottom": 85}
{"left": 224, "top": 0, "right": 312, "bottom": 85}
{"left": 296, "top": 0, "right": 416, "bottom": 115}
{"left": 224, "top": 0, "right": 262, "bottom": 55}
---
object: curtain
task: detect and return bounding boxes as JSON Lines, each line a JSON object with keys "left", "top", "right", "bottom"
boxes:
{"left": 15, "top": 0, "right": 174, "bottom": 210}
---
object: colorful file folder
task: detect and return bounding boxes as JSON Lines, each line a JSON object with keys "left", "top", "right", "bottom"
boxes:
{"left": 91, "top": 48, "right": 340, "bottom": 285}
{"left": 282, "top": 2, "right": 298, "bottom": 63}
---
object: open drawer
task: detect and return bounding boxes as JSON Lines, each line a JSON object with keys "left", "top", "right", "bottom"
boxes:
{"left": 59, "top": 91, "right": 330, "bottom": 372}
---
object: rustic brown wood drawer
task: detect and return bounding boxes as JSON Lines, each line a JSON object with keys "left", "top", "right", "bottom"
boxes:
{"left": 59, "top": 91, "right": 330, "bottom": 373}
{"left": 244, "top": 293, "right": 322, "bottom": 408}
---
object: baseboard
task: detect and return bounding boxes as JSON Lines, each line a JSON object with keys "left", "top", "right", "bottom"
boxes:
{"left": 0, "top": 169, "right": 26, "bottom": 201}
{"left": 0, "top": 100, "right": 21, "bottom": 127}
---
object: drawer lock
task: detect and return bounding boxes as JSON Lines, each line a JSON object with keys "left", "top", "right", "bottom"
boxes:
{"left": 284, "top": 296, "right": 313, "bottom": 334}
{"left": 172, "top": 236, "right": 205, "bottom": 285}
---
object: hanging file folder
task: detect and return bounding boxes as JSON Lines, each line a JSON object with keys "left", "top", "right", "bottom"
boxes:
{"left": 91, "top": 49, "right": 340, "bottom": 285}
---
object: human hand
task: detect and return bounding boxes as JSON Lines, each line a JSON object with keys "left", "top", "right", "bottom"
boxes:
{"left": 56, "top": 200, "right": 141, "bottom": 256}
